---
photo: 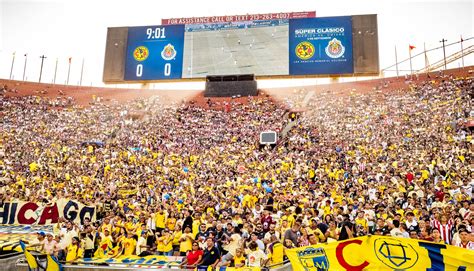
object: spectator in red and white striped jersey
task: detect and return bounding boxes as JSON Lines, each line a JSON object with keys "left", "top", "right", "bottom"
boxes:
{"left": 462, "top": 203, "right": 474, "bottom": 221}
{"left": 453, "top": 228, "right": 474, "bottom": 250}
{"left": 431, "top": 214, "right": 454, "bottom": 244}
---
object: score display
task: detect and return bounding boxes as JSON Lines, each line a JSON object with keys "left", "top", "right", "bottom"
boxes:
{"left": 118, "top": 15, "right": 374, "bottom": 81}
{"left": 124, "top": 25, "right": 185, "bottom": 80}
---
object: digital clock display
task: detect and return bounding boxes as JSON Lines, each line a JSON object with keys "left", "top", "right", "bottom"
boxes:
{"left": 146, "top": 27, "right": 166, "bottom": 39}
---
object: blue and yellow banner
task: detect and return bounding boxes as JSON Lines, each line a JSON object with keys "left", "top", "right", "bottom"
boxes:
{"left": 79, "top": 255, "right": 183, "bottom": 266}
{"left": 218, "top": 267, "right": 260, "bottom": 271}
{"left": 286, "top": 236, "right": 474, "bottom": 271}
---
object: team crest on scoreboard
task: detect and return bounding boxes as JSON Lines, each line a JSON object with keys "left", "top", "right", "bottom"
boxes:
{"left": 297, "top": 247, "right": 329, "bottom": 270}
{"left": 133, "top": 46, "right": 149, "bottom": 62}
{"left": 161, "top": 44, "right": 177, "bottom": 60}
{"left": 325, "top": 38, "right": 345, "bottom": 58}
{"left": 295, "top": 41, "right": 315, "bottom": 60}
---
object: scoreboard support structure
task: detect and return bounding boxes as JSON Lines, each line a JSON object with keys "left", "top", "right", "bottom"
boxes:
{"left": 204, "top": 74, "right": 257, "bottom": 97}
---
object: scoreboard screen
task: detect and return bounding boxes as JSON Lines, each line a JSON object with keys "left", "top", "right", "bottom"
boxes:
{"left": 124, "top": 25, "right": 184, "bottom": 80}
{"left": 289, "top": 16, "right": 353, "bottom": 75}
{"left": 105, "top": 14, "right": 378, "bottom": 82}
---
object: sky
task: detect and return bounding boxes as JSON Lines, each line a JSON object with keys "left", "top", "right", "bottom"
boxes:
{"left": 0, "top": 0, "right": 472, "bottom": 89}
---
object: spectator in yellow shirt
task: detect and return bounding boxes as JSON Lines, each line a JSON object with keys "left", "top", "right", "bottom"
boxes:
{"left": 355, "top": 211, "right": 368, "bottom": 231}
{"left": 179, "top": 226, "right": 194, "bottom": 256}
{"left": 66, "top": 237, "right": 83, "bottom": 263}
{"left": 122, "top": 231, "right": 137, "bottom": 256}
{"left": 155, "top": 208, "right": 167, "bottom": 234}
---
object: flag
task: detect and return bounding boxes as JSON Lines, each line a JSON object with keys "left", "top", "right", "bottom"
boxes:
{"left": 24, "top": 53, "right": 28, "bottom": 57}
{"left": 106, "top": 244, "right": 123, "bottom": 258}
{"left": 461, "top": 35, "right": 464, "bottom": 42}
{"left": 13, "top": 52, "right": 16, "bottom": 57}
{"left": 409, "top": 45, "right": 416, "bottom": 50}
{"left": 19, "top": 240, "right": 38, "bottom": 270}
{"left": 68, "top": 57, "right": 72, "bottom": 63}
{"left": 94, "top": 237, "right": 113, "bottom": 258}
{"left": 46, "top": 254, "right": 63, "bottom": 271}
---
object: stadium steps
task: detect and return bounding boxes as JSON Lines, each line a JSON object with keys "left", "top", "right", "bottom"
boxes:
{"left": 280, "top": 117, "right": 297, "bottom": 138}
{"left": 301, "top": 90, "right": 315, "bottom": 107}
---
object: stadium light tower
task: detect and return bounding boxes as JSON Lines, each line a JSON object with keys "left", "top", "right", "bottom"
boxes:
{"left": 23, "top": 54, "right": 28, "bottom": 81}
{"left": 9, "top": 52, "right": 16, "bottom": 80}
{"left": 439, "top": 38, "right": 447, "bottom": 70}
{"left": 53, "top": 58, "right": 58, "bottom": 85}
{"left": 39, "top": 55, "right": 47, "bottom": 83}
{"left": 79, "top": 58, "right": 85, "bottom": 86}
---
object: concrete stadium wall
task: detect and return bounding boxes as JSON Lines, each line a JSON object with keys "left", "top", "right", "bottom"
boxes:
{"left": 1, "top": 254, "right": 23, "bottom": 271}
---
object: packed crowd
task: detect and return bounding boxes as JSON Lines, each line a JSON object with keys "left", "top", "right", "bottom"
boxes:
{"left": 0, "top": 74, "right": 473, "bottom": 268}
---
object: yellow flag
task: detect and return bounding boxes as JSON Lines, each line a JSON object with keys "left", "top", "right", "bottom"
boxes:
{"left": 94, "top": 237, "right": 113, "bottom": 258}
{"left": 46, "top": 254, "right": 63, "bottom": 271}
{"left": 20, "top": 241, "right": 38, "bottom": 269}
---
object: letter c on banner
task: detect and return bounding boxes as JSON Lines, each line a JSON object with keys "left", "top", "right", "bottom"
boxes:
{"left": 17, "top": 202, "right": 39, "bottom": 224}
{"left": 336, "top": 239, "right": 370, "bottom": 271}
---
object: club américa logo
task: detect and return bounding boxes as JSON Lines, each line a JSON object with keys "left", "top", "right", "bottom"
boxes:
{"left": 374, "top": 238, "right": 419, "bottom": 269}
{"left": 295, "top": 41, "right": 315, "bottom": 60}
{"left": 325, "top": 38, "right": 345, "bottom": 58}
{"left": 133, "top": 46, "right": 149, "bottom": 61}
{"left": 161, "top": 44, "right": 177, "bottom": 60}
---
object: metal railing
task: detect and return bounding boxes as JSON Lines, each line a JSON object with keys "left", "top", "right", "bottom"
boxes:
{"left": 417, "top": 45, "right": 474, "bottom": 73}
{"left": 381, "top": 37, "right": 473, "bottom": 75}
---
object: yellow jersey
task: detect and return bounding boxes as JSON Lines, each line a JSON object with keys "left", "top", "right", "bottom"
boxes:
{"left": 122, "top": 237, "right": 137, "bottom": 256}
{"left": 269, "top": 242, "right": 284, "bottom": 265}
{"left": 355, "top": 217, "right": 368, "bottom": 230}
{"left": 179, "top": 233, "right": 193, "bottom": 253}
{"left": 66, "top": 244, "right": 83, "bottom": 262}
{"left": 155, "top": 213, "right": 166, "bottom": 229}
{"left": 166, "top": 218, "right": 176, "bottom": 231}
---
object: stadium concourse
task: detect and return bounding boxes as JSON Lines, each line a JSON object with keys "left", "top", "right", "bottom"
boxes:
{"left": 0, "top": 68, "right": 473, "bottom": 270}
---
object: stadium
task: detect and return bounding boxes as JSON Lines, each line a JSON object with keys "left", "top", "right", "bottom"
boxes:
{"left": 0, "top": 1, "right": 473, "bottom": 271}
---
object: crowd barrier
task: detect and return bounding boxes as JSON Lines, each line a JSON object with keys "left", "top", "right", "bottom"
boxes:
{"left": 16, "top": 259, "right": 292, "bottom": 271}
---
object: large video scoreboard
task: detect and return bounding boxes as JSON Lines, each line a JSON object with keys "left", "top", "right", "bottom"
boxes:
{"left": 103, "top": 13, "right": 379, "bottom": 83}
